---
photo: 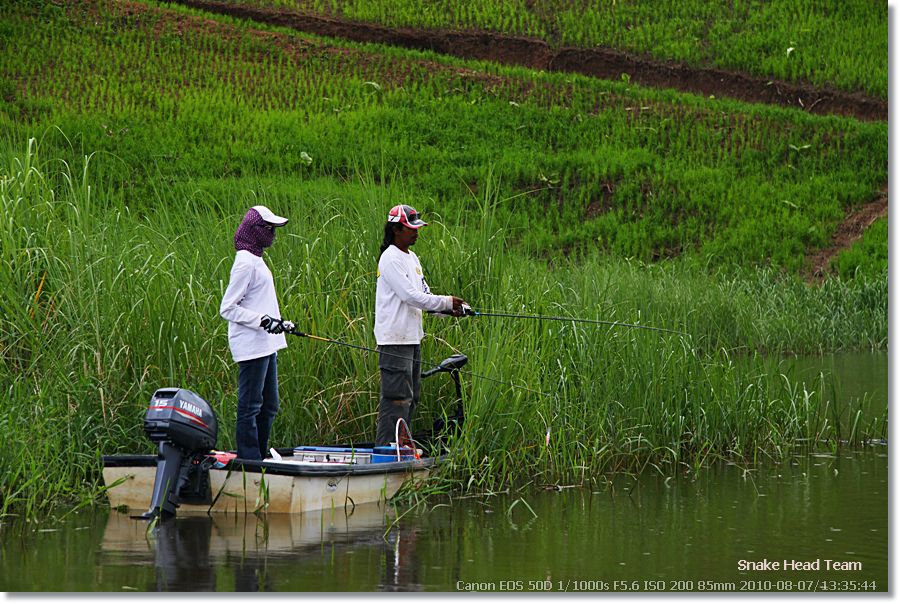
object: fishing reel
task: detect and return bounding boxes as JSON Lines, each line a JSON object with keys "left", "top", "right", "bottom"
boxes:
{"left": 429, "top": 304, "right": 474, "bottom": 317}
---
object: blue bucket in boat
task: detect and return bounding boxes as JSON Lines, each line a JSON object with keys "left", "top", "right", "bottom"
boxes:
{"left": 372, "top": 445, "right": 417, "bottom": 463}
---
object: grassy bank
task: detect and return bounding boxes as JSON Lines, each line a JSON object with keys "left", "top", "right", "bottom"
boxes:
{"left": 0, "top": 145, "right": 886, "bottom": 518}
{"left": 0, "top": 0, "right": 887, "bottom": 519}
{"left": 1, "top": 0, "right": 887, "bottom": 276}
{"left": 227, "top": 0, "right": 887, "bottom": 98}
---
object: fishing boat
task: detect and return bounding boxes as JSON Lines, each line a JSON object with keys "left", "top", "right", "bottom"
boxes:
{"left": 103, "top": 446, "right": 436, "bottom": 516}
{"left": 102, "top": 354, "right": 467, "bottom": 518}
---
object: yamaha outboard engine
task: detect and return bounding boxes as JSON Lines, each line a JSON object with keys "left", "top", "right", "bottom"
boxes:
{"left": 140, "top": 388, "right": 218, "bottom": 519}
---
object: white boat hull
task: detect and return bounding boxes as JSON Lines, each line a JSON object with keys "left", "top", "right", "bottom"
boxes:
{"left": 103, "top": 455, "right": 433, "bottom": 515}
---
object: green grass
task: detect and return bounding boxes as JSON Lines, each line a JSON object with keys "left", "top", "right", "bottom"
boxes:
{"left": 0, "top": 0, "right": 887, "bottom": 518}
{"left": 0, "top": 0, "right": 887, "bottom": 276}
{"left": 832, "top": 218, "right": 888, "bottom": 280}
{"left": 230, "top": 0, "right": 888, "bottom": 98}
{"left": 0, "top": 143, "right": 887, "bottom": 518}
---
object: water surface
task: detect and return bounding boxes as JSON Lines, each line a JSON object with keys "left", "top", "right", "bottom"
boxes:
{"left": 0, "top": 352, "right": 887, "bottom": 593}
{"left": 0, "top": 451, "right": 886, "bottom": 592}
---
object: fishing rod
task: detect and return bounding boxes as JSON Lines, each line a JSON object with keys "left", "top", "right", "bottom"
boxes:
{"left": 281, "top": 324, "right": 550, "bottom": 398}
{"left": 434, "top": 305, "right": 687, "bottom": 336}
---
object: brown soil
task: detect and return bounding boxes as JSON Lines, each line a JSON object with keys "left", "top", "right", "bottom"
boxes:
{"left": 170, "top": 0, "right": 886, "bottom": 122}
{"left": 805, "top": 186, "right": 888, "bottom": 280}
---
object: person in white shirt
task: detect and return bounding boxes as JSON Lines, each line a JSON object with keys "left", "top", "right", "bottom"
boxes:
{"left": 219, "top": 205, "right": 295, "bottom": 460}
{"left": 374, "top": 204, "right": 466, "bottom": 445}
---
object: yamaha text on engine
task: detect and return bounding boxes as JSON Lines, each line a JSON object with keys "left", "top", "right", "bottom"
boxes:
{"left": 139, "top": 388, "right": 218, "bottom": 519}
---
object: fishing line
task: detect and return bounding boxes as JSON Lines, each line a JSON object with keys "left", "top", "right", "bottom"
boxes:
{"left": 437, "top": 306, "right": 688, "bottom": 336}
{"left": 286, "top": 328, "right": 551, "bottom": 399}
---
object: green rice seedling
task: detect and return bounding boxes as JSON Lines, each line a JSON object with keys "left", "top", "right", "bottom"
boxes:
{"left": 229, "top": 0, "right": 886, "bottom": 98}
{"left": 0, "top": 0, "right": 886, "bottom": 276}
{"left": 832, "top": 218, "right": 887, "bottom": 280}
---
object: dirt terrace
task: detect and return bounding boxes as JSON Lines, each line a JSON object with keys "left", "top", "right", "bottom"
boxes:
{"left": 170, "top": 0, "right": 886, "bottom": 123}
{"left": 805, "top": 186, "right": 888, "bottom": 280}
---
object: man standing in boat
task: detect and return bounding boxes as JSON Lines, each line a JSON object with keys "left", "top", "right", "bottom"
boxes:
{"left": 220, "top": 205, "right": 295, "bottom": 460}
{"left": 374, "top": 204, "right": 467, "bottom": 446}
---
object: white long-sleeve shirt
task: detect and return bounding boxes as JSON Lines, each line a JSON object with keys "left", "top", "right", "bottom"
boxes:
{"left": 219, "top": 250, "right": 287, "bottom": 362}
{"left": 374, "top": 245, "right": 453, "bottom": 345}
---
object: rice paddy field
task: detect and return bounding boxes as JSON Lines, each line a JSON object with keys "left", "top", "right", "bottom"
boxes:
{"left": 225, "top": 0, "right": 888, "bottom": 99}
{"left": 0, "top": 0, "right": 888, "bottom": 519}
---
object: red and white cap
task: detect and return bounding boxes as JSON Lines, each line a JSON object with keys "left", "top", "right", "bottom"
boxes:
{"left": 252, "top": 205, "right": 288, "bottom": 226}
{"left": 387, "top": 204, "right": 427, "bottom": 229}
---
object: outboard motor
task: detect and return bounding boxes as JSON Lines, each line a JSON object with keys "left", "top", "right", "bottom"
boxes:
{"left": 139, "top": 388, "right": 218, "bottom": 519}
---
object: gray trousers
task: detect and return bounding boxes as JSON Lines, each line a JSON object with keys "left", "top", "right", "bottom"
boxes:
{"left": 375, "top": 344, "right": 421, "bottom": 446}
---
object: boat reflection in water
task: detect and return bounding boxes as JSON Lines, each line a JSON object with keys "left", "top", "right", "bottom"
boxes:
{"left": 100, "top": 504, "right": 422, "bottom": 591}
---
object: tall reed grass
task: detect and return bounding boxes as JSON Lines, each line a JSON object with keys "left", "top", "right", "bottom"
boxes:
{"left": 0, "top": 142, "right": 886, "bottom": 518}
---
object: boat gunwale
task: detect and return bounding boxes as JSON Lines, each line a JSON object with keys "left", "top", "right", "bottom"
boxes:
{"left": 102, "top": 452, "right": 439, "bottom": 477}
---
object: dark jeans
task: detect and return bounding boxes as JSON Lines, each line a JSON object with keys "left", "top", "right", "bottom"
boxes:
{"left": 375, "top": 344, "right": 421, "bottom": 446}
{"left": 236, "top": 352, "right": 280, "bottom": 460}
